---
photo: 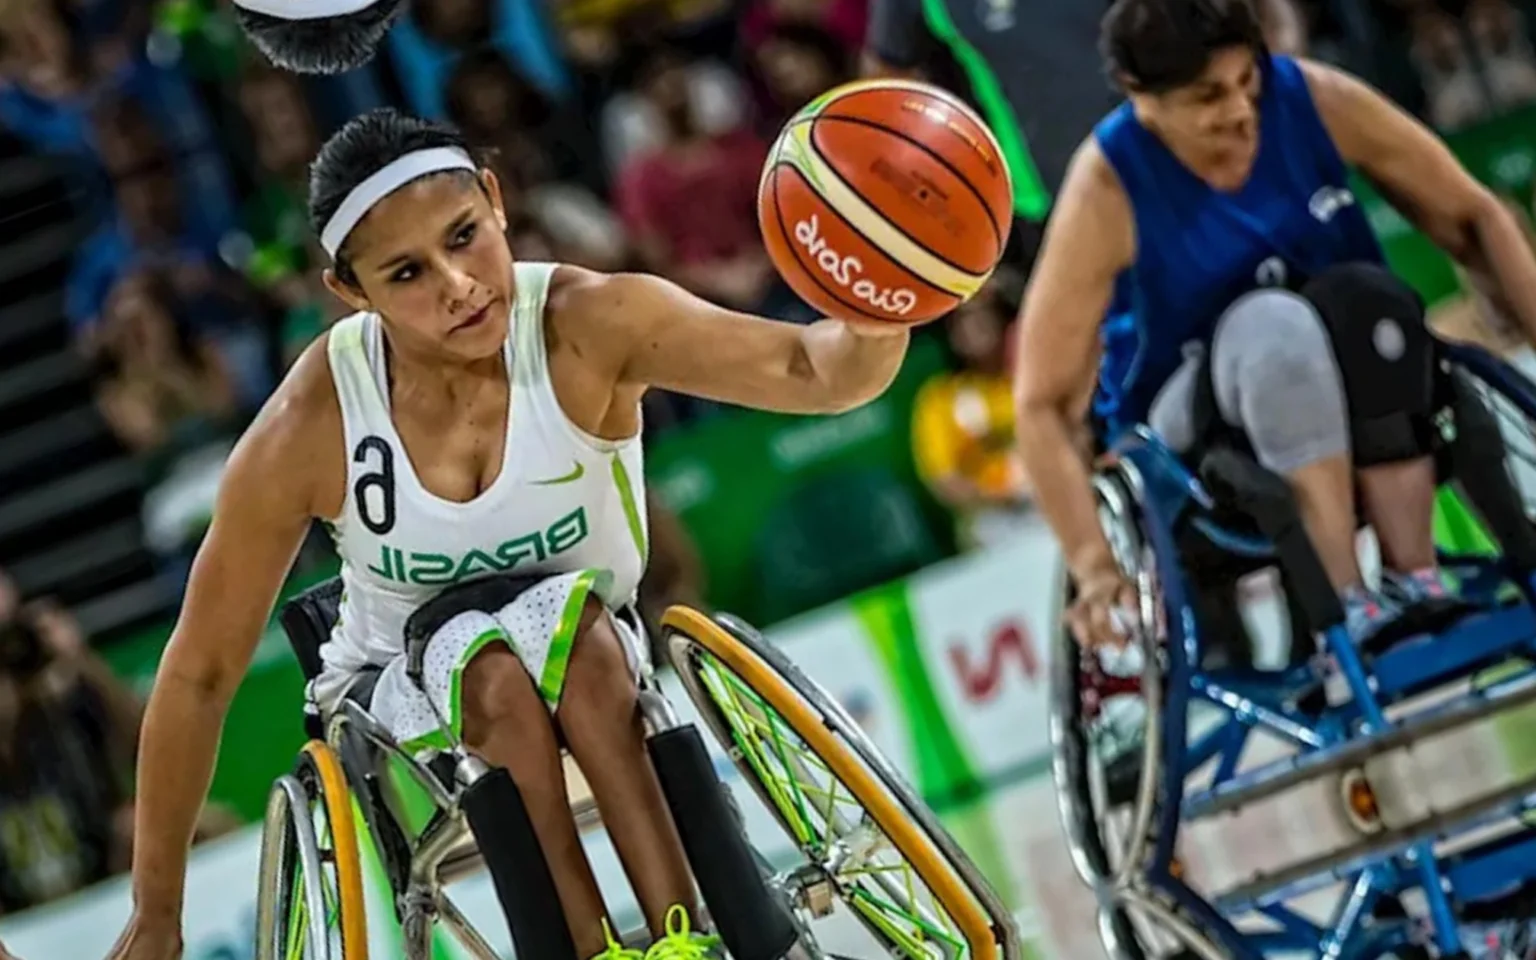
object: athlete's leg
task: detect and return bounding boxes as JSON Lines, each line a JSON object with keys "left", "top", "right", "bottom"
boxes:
{"left": 460, "top": 645, "right": 613, "bottom": 957}
{"left": 1301, "top": 264, "right": 1444, "bottom": 594}
{"left": 1358, "top": 460, "right": 1438, "bottom": 572}
{"left": 1207, "top": 289, "right": 1365, "bottom": 593}
{"left": 556, "top": 597, "right": 698, "bottom": 939}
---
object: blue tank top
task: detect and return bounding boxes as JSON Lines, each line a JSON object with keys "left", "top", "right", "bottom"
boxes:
{"left": 1092, "top": 55, "right": 1385, "bottom": 436}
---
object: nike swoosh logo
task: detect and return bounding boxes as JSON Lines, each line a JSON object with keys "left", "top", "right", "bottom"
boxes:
{"left": 533, "top": 461, "right": 585, "bottom": 486}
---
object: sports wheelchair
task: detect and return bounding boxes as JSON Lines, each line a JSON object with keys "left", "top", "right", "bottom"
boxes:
{"left": 251, "top": 577, "right": 1022, "bottom": 960}
{"left": 1052, "top": 339, "right": 1536, "bottom": 960}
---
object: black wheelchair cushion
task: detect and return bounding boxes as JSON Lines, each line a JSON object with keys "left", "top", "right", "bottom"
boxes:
{"left": 401, "top": 573, "right": 551, "bottom": 687}
{"left": 279, "top": 577, "right": 344, "bottom": 683}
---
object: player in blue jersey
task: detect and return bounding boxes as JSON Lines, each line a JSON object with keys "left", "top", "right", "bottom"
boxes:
{"left": 1014, "top": 0, "right": 1536, "bottom": 654}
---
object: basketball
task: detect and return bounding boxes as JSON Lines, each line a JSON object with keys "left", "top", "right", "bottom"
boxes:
{"left": 758, "top": 79, "right": 1014, "bottom": 326}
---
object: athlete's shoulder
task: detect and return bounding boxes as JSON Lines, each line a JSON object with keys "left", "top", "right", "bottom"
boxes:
{"left": 1291, "top": 58, "right": 1397, "bottom": 158}
{"left": 223, "top": 324, "right": 347, "bottom": 521}
{"left": 545, "top": 263, "right": 670, "bottom": 337}
{"left": 1292, "top": 57, "right": 1373, "bottom": 117}
{"left": 1059, "top": 136, "right": 1132, "bottom": 225}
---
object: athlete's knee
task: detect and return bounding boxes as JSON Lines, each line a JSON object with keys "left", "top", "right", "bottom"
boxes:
{"left": 460, "top": 643, "right": 547, "bottom": 745}
{"left": 1210, "top": 288, "right": 1351, "bottom": 471}
{"left": 1302, "top": 263, "right": 1436, "bottom": 466}
{"left": 1213, "top": 289, "right": 1338, "bottom": 391}
{"left": 561, "top": 597, "right": 639, "bottom": 718}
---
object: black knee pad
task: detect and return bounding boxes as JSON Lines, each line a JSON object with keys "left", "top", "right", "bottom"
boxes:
{"left": 1301, "top": 263, "right": 1436, "bottom": 466}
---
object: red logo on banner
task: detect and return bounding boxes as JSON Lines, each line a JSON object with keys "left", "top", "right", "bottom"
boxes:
{"left": 949, "top": 621, "right": 1040, "bottom": 703}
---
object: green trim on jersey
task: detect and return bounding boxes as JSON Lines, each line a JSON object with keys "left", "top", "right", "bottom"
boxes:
{"left": 611, "top": 453, "right": 649, "bottom": 565}
{"left": 402, "top": 626, "right": 507, "bottom": 755}
{"left": 920, "top": 0, "right": 1052, "bottom": 221}
{"left": 539, "top": 568, "right": 600, "bottom": 704}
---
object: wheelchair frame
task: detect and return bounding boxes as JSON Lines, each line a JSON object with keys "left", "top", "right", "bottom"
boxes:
{"left": 255, "top": 602, "right": 1023, "bottom": 960}
{"left": 1054, "top": 341, "right": 1536, "bottom": 959}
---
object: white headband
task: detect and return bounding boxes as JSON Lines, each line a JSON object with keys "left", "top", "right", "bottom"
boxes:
{"left": 320, "top": 147, "right": 479, "bottom": 257}
{"left": 232, "top": 0, "right": 381, "bottom": 20}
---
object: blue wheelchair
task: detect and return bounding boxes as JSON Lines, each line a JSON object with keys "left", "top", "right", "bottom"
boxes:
{"left": 1051, "top": 338, "right": 1536, "bottom": 960}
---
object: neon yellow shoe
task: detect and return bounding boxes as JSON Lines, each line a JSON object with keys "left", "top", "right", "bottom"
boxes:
{"left": 642, "top": 905, "right": 723, "bottom": 959}
{"left": 589, "top": 918, "right": 644, "bottom": 960}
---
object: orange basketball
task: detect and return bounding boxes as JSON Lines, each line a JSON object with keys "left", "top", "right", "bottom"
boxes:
{"left": 758, "top": 79, "right": 1014, "bottom": 326}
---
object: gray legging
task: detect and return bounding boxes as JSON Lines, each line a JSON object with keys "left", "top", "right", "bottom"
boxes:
{"left": 1148, "top": 288, "right": 1352, "bottom": 473}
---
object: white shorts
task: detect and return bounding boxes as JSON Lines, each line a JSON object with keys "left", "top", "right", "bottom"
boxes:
{"left": 352, "top": 570, "right": 650, "bottom": 754}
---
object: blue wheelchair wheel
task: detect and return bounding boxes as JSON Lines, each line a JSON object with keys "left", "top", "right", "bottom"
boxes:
{"left": 1050, "top": 470, "right": 1239, "bottom": 960}
{"left": 1052, "top": 341, "right": 1536, "bottom": 960}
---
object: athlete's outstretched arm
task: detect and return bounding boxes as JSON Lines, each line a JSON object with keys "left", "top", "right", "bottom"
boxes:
{"left": 1305, "top": 60, "right": 1536, "bottom": 340}
{"left": 1014, "top": 142, "right": 1134, "bottom": 588}
{"left": 570, "top": 269, "right": 910, "bottom": 415}
{"left": 105, "top": 352, "right": 335, "bottom": 960}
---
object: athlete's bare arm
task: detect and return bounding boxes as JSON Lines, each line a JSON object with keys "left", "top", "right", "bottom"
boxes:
{"left": 1014, "top": 142, "right": 1135, "bottom": 588}
{"left": 1303, "top": 60, "right": 1536, "bottom": 339}
{"left": 108, "top": 343, "right": 343, "bottom": 959}
{"left": 553, "top": 266, "right": 910, "bottom": 417}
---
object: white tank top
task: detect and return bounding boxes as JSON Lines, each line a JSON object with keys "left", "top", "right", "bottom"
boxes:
{"left": 313, "top": 262, "right": 648, "bottom": 705}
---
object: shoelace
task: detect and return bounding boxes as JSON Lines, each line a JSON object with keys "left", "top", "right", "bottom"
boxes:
{"left": 589, "top": 918, "right": 643, "bottom": 960}
{"left": 643, "top": 905, "right": 721, "bottom": 960}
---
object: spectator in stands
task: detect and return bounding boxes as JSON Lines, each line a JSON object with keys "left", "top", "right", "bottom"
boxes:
{"left": 92, "top": 269, "right": 240, "bottom": 459}
{"left": 66, "top": 153, "right": 235, "bottom": 344}
{"left": 911, "top": 269, "right": 1037, "bottom": 550}
{"left": 0, "top": 571, "right": 141, "bottom": 915}
{"left": 1467, "top": 0, "right": 1536, "bottom": 115}
{"left": 613, "top": 42, "right": 784, "bottom": 314}
{"left": 386, "top": 0, "right": 570, "bottom": 122}
{"left": 597, "top": 18, "right": 749, "bottom": 178}
{"left": 1410, "top": 3, "right": 1491, "bottom": 129}
{"left": 443, "top": 48, "right": 629, "bottom": 271}
{"left": 740, "top": 0, "right": 868, "bottom": 58}
{"left": 443, "top": 46, "right": 606, "bottom": 193}
{"left": 91, "top": 269, "right": 270, "bottom": 588}
{"left": 0, "top": 0, "right": 231, "bottom": 180}
{"left": 752, "top": 21, "right": 853, "bottom": 129}
{"left": 232, "top": 60, "right": 345, "bottom": 366}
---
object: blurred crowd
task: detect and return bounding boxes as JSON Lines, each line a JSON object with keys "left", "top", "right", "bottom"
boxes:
{"left": 0, "top": 0, "right": 881, "bottom": 590}
{"left": 0, "top": 0, "right": 1532, "bottom": 915}
{"left": 0, "top": 566, "right": 235, "bottom": 918}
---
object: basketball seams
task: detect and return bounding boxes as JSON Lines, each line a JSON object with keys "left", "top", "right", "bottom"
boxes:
{"left": 811, "top": 113, "right": 1007, "bottom": 248}
{"left": 776, "top": 121, "right": 986, "bottom": 298}
{"left": 817, "top": 112, "right": 1007, "bottom": 247}
{"left": 806, "top": 77, "right": 1001, "bottom": 146}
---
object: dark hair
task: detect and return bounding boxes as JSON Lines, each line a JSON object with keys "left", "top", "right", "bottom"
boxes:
{"left": 232, "top": 0, "right": 408, "bottom": 76}
{"left": 308, "top": 108, "right": 479, "bottom": 283}
{"left": 413, "top": 0, "right": 492, "bottom": 48}
{"left": 1100, "top": 0, "right": 1267, "bottom": 94}
{"left": 760, "top": 22, "right": 852, "bottom": 81}
{"left": 444, "top": 47, "right": 554, "bottom": 136}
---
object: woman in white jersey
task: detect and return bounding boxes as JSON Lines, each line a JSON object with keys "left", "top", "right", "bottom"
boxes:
{"left": 104, "top": 108, "right": 911, "bottom": 960}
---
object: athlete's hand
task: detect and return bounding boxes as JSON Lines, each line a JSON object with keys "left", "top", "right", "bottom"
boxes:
{"left": 103, "top": 912, "right": 182, "bottom": 960}
{"left": 1067, "top": 563, "right": 1139, "bottom": 650}
{"left": 841, "top": 317, "right": 912, "bottom": 338}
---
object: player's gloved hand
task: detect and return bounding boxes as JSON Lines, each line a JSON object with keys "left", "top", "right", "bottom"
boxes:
{"left": 1067, "top": 562, "right": 1139, "bottom": 650}
{"left": 103, "top": 911, "right": 182, "bottom": 960}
